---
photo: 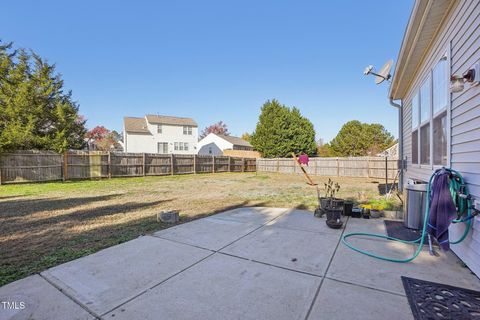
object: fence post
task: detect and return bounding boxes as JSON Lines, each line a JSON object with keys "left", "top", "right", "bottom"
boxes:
{"left": 108, "top": 152, "right": 112, "bottom": 179}
{"left": 63, "top": 151, "right": 68, "bottom": 181}
{"left": 242, "top": 158, "right": 245, "bottom": 172}
{"left": 337, "top": 157, "right": 340, "bottom": 177}
{"left": 193, "top": 155, "right": 197, "bottom": 174}
{"left": 228, "top": 156, "right": 231, "bottom": 172}
{"left": 385, "top": 156, "right": 388, "bottom": 193}
{"left": 142, "top": 153, "right": 146, "bottom": 176}
{"left": 367, "top": 157, "right": 370, "bottom": 178}
{"left": 212, "top": 155, "right": 215, "bottom": 173}
{"left": 170, "top": 154, "right": 174, "bottom": 175}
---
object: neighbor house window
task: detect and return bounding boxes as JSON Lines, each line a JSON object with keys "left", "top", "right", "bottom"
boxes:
{"left": 174, "top": 142, "right": 179, "bottom": 151}
{"left": 184, "top": 142, "right": 189, "bottom": 151}
{"left": 157, "top": 125, "right": 162, "bottom": 134}
{"left": 157, "top": 142, "right": 168, "bottom": 154}
{"left": 179, "top": 142, "right": 184, "bottom": 151}
{"left": 411, "top": 54, "right": 449, "bottom": 167}
{"left": 183, "top": 126, "right": 192, "bottom": 135}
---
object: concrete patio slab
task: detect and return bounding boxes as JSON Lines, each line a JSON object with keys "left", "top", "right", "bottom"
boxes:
{"left": 153, "top": 216, "right": 261, "bottom": 250}
{"left": 329, "top": 218, "right": 480, "bottom": 295}
{"left": 105, "top": 253, "right": 321, "bottom": 320}
{"left": 343, "top": 217, "right": 389, "bottom": 237}
{"left": 222, "top": 225, "right": 340, "bottom": 275}
{"left": 267, "top": 209, "right": 342, "bottom": 234}
{"left": 0, "top": 274, "right": 94, "bottom": 320}
{"left": 210, "top": 206, "right": 289, "bottom": 225}
{"left": 3, "top": 207, "right": 479, "bottom": 320}
{"left": 41, "top": 236, "right": 211, "bottom": 316}
{"left": 308, "top": 278, "right": 412, "bottom": 320}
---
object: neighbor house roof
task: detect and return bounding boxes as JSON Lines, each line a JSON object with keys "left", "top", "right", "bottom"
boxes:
{"left": 389, "top": 0, "right": 455, "bottom": 100}
{"left": 123, "top": 117, "right": 151, "bottom": 134}
{"left": 145, "top": 114, "right": 198, "bottom": 127}
{"left": 217, "top": 134, "right": 252, "bottom": 148}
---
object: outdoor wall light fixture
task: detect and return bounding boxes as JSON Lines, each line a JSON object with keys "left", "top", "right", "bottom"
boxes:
{"left": 450, "top": 63, "right": 479, "bottom": 93}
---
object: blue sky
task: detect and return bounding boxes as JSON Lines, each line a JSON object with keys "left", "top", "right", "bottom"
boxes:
{"left": 2, "top": 0, "right": 413, "bottom": 142}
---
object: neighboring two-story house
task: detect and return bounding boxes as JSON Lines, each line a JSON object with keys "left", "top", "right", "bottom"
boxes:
{"left": 123, "top": 114, "right": 198, "bottom": 154}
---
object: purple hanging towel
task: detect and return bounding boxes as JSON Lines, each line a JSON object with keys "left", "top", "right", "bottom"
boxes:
{"left": 426, "top": 169, "right": 457, "bottom": 251}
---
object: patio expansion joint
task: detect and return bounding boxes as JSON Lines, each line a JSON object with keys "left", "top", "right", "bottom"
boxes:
{"left": 151, "top": 209, "right": 291, "bottom": 253}
{"left": 99, "top": 251, "right": 217, "bottom": 317}
{"left": 265, "top": 223, "right": 341, "bottom": 236}
{"left": 38, "top": 273, "right": 102, "bottom": 320}
{"left": 217, "top": 251, "right": 323, "bottom": 278}
{"left": 97, "top": 212, "right": 292, "bottom": 317}
{"left": 323, "top": 276, "right": 407, "bottom": 298}
{"left": 304, "top": 217, "right": 350, "bottom": 320}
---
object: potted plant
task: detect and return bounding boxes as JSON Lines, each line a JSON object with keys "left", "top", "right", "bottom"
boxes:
{"left": 320, "top": 178, "right": 344, "bottom": 210}
{"left": 361, "top": 204, "right": 371, "bottom": 219}
{"left": 370, "top": 204, "right": 384, "bottom": 218}
{"left": 324, "top": 179, "right": 343, "bottom": 228}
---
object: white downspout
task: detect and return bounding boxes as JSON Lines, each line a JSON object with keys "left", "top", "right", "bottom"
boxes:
{"left": 389, "top": 98, "right": 404, "bottom": 192}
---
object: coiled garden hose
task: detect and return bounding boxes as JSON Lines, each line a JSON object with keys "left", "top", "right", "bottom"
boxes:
{"left": 341, "top": 168, "right": 473, "bottom": 263}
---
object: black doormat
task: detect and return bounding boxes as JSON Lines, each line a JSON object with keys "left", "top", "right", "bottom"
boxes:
{"left": 384, "top": 220, "right": 425, "bottom": 242}
{"left": 402, "top": 276, "right": 480, "bottom": 320}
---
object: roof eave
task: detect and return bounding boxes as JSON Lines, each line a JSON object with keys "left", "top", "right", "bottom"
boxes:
{"left": 389, "top": 0, "right": 427, "bottom": 100}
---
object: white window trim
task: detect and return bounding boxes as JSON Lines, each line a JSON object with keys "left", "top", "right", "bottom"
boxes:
{"left": 411, "top": 46, "right": 451, "bottom": 170}
{"left": 433, "top": 45, "right": 451, "bottom": 169}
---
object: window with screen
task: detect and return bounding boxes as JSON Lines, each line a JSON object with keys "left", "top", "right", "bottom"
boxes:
{"left": 411, "top": 53, "right": 449, "bottom": 167}
{"left": 432, "top": 56, "right": 448, "bottom": 165}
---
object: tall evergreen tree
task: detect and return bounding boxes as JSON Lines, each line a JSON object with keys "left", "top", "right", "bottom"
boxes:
{"left": 250, "top": 99, "right": 317, "bottom": 158}
{"left": 0, "top": 41, "right": 86, "bottom": 152}
{"left": 329, "top": 120, "right": 395, "bottom": 156}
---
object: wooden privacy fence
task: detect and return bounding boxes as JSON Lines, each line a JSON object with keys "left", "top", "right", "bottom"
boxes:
{"left": 0, "top": 151, "right": 257, "bottom": 184}
{"left": 256, "top": 157, "right": 399, "bottom": 180}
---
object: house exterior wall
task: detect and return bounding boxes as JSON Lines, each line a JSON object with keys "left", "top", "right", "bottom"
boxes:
{"left": 145, "top": 121, "right": 198, "bottom": 154}
{"left": 124, "top": 119, "right": 198, "bottom": 154}
{"left": 197, "top": 133, "right": 233, "bottom": 156}
{"left": 124, "top": 132, "right": 155, "bottom": 153}
{"left": 401, "top": 0, "right": 480, "bottom": 275}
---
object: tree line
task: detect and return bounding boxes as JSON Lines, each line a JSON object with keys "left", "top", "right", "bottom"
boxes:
{"left": 247, "top": 100, "right": 395, "bottom": 158}
{"left": 0, "top": 41, "right": 395, "bottom": 156}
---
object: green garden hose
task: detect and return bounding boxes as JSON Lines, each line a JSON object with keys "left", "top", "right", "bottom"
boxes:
{"left": 342, "top": 168, "right": 473, "bottom": 263}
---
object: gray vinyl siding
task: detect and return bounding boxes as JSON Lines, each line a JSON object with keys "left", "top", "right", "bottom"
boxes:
{"left": 401, "top": 0, "right": 480, "bottom": 275}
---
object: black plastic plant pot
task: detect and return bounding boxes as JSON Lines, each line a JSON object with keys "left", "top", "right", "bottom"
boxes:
{"left": 320, "top": 197, "right": 330, "bottom": 209}
{"left": 351, "top": 208, "right": 362, "bottom": 218}
{"left": 332, "top": 198, "right": 344, "bottom": 208}
{"left": 343, "top": 201, "right": 353, "bottom": 216}
{"left": 314, "top": 207, "right": 324, "bottom": 218}
{"left": 326, "top": 208, "right": 343, "bottom": 221}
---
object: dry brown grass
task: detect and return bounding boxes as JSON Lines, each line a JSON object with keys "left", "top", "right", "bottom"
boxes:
{"left": 0, "top": 172, "right": 398, "bottom": 285}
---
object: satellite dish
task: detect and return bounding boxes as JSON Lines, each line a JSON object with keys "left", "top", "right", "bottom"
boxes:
{"left": 375, "top": 59, "right": 393, "bottom": 84}
{"left": 363, "top": 59, "right": 393, "bottom": 85}
{"left": 364, "top": 65, "right": 373, "bottom": 75}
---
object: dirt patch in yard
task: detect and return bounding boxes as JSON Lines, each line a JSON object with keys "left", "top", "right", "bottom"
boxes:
{"left": 0, "top": 173, "right": 399, "bottom": 285}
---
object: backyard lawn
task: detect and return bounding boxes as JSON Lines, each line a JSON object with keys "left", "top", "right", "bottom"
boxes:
{"left": 0, "top": 172, "right": 400, "bottom": 286}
